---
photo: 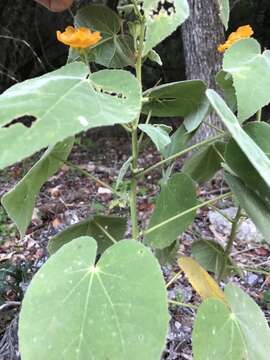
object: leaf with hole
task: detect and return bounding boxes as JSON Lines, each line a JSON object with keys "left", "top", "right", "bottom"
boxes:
{"left": 193, "top": 284, "right": 270, "bottom": 360}
{"left": 143, "top": 0, "right": 189, "bottom": 55}
{"left": 225, "top": 173, "right": 270, "bottom": 243}
{"left": 143, "top": 80, "right": 207, "bottom": 118}
{"left": 48, "top": 215, "right": 127, "bottom": 254}
{"left": 0, "top": 62, "right": 141, "bottom": 169}
{"left": 178, "top": 256, "right": 226, "bottom": 303}
{"left": 145, "top": 173, "right": 197, "bottom": 249}
{"left": 182, "top": 142, "right": 225, "bottom": 183}
{"left": 206, "top": 89, "right": 270, "bottom": 189}
{"left": 19, "top": 237, "right": 169, "bottom": 360}
{"left": 138, "top": 124, "right": 171, "bottom": 153}
{"left": 1, "top": 138, "right": 74, "bottom": 237}
{"left": 223, "top": 38, "right": 270, "bottom": 121}
{"left": 71, "top": 4, "right": 135, "bottom": 68}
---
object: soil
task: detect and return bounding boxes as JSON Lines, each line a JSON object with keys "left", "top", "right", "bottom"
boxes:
{"left": 0, "top": 131, "right": 269, "bottom": 360}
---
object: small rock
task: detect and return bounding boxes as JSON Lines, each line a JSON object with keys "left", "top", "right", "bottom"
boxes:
{"left": 208, "top": 207, "right": 264, "bottom": 242}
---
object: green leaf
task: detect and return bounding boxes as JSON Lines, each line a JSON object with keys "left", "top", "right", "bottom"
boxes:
{"left": 143, "top": 0, "right": 189, "bottom": 55}
{"left": 182, "top": 142, "right": 225, "bottom": 183}
{"left": 217, "top": 0, "right": 230, "bottom": 29}
{"left": 193, "top": 298, "right": 244, "bottom": 360}
{"left": 216, "top": 70, "right": 237, "bottom": 111}
{"left": 146, "top": 49, "right": 163, "bottom": 66}
{"left": 19, "top": 237, "right": 169, "bottom": 360}
{"left": 143, "top": 80, "right": 207, "bottom": 118}
{"left": 0, "top": 63, "right": 141, "bottom": 169}
{"left": 115, "top": 157, "right": 132, "bottom": 190}
{"left": 223, "top": 38, "right": 270, "bottom": 121}
{"left": 183, "top": 97, "right": 210, "bottom": 133}
{"left": 206, "top": 89, "right": 270, "bottom": 188}
{"left": 155, "top": 240, "right": 179, "bottom": 266}
{"left": 225, "top": 284, "right": 270, "bottom": 359}
{"left": 48, "top": 215, "right": 127, "bottom": 254}
{"left": 1, "top": 138, "right": 74, "bottom": 237}
{"left": 193, "top": 284, "right": 270, "bottom": 359}
{"left": 225, "top": 122, "right": 270, "bottom": 208}
{"left": 191, "top": 239, "right": 236, "bottom": 279}
{"left": 163, "top": 125, "right": 194, "bottom": 159}
{"left": 73, "top": 4, "right": 135, "bottom": 68}
{"left": 145, "top": 173, "right": 197, "bottom": 249}
{"left": 225, "top": 173, "right": 270, "bottom": 243}
{"left": 138, "top": 124, "right": 171, "bottom": 153}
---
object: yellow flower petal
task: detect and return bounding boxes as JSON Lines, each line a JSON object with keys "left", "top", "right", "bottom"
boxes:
{"left": 56, "top": 26, "right": 101, "bottom": 49}
{"left": 218, "top": 24, "right": 254, "bottom": 53}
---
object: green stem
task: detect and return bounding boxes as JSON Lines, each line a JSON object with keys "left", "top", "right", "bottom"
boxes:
{"left": 168, "top": 299, "right": 198, "bottom": 310}
{"left": 129, "top": 19, "right": 145, "bottom": 240}
{"left": 130, "top": 129, "right": 139, "bottom": 239}
{"left": 137, "top": 110, "right": 152, "bottom": 150}
{"left": 256, "top": 109, "right": 262, "bottom": 122}
{"left": 218, "top": 207, "right": 242, "bottom": 282}
{"left": 143, "top": 192, "right": 232, "bottom": 237}
{"left": 136, "top": 134, "right": 224, "bottom": 178}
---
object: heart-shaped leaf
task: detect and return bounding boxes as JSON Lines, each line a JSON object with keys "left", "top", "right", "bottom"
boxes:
{"left": 72, "top": 4, "right": 135, "bottom": 68}
{"left": 48, "top": 215, "right": 127, "bottom": 254}
{"left": 193, "top": 284, "right": 270, "bottom": 360}
{"left": 1, "top": 138, "right": 74, "bottom": 237}
{"left": 223, "top": 38, "right": 270, "bottom": 121}
{"left": 0, "top": 63, "right": 141, "bottom": 169}
{"left": 178, "top": 256, "right": 226, "bottom": 303}
{"left": 206, "top": 89, "right": 270, "bottom": 189}
{"left": 19, "top": 237, "right": 169, "bottom": 360}
{"left": 145, "top": 173, "right": 197, "bottom": 249}
{"left": 225, "top": 284, "right": 270, "bottom": 359}
{"left": 143, "top": 0, "right": 189, "bottom": 55}
{"left": 192, "top": 298, "right": 244, "bottom": 360}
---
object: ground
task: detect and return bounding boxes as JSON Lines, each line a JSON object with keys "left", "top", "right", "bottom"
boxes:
{"left": 0, "top": 130, "right": 269, "bottom": 360}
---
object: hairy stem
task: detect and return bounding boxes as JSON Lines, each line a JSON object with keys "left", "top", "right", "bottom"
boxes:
{"left": 218, "top": 206, "right": 242, "bottom": 282}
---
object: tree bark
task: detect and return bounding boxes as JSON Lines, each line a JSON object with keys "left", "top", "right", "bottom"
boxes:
{"left": 182, "top": 0, "right": 225, "bottom": 140}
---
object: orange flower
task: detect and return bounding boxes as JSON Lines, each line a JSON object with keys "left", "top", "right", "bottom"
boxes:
{"left": 218, "top": 25, "right": 254, "bottom": 53}
{"left": 56, "top": 26, "right": 101, "bottom": 49}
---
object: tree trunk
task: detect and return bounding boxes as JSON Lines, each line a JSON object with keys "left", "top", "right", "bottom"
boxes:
{"left": 182, "top": 0, "right": 225, "bottom": 141}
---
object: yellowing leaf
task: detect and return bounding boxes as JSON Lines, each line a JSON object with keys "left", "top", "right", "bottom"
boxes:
{"left": 178, "top": 256, "right": 226, "bottom": 303}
